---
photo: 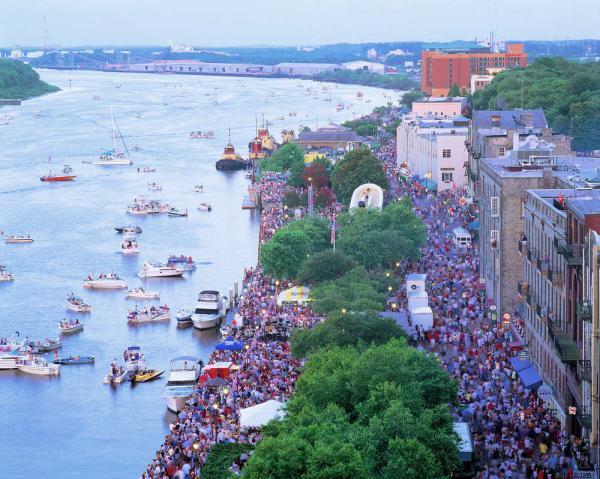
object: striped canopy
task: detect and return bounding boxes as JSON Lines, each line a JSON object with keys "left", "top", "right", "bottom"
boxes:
{"left": 277, "top": 286, "right": 311, "bottom": 306}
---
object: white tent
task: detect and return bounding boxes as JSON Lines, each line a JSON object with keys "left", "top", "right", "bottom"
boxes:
{"left": 239, "top": 400, "right": 286, "bottom": 428}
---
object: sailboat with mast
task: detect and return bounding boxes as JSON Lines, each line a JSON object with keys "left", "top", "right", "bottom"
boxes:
{"left": 94, "top": 108, "right": 133, "bottom": 166}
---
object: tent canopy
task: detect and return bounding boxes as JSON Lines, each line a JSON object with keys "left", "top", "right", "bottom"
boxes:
{"left": 509, "top": 357, "right": 533, "bottom": 373}
{"left": 517, "top": 365, "right": 543, "bottom": 390}
{"left": 277, "top": 286, "right": 310, "bottom": 306}
{"left": 215, "top": 337, "right": 245, "bottom": 351}
{"left": 240, "top": 400, "right": 286, "bottom": 428}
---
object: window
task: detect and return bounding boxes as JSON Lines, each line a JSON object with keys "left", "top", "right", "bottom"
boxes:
{"left": 499, "top": 146, "right": 506, "bottom": 156}
{"left": 490, "top": 196, "right": 500, "bottom": 217}
{"left": 442, "top": 149, "right": 451, "bottom": 158}
{"left": 490, "top": 229, "right": 499, "bottom": 250}
{"left": 442, "top": 172, "right": 453, "bottom": 182}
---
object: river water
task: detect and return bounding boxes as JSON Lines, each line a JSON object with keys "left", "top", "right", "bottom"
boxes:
{"left": 0, "top": 70, "right": 388, "bottom": 478}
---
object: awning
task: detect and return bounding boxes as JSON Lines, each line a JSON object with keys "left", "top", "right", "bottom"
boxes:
{"left": 418, "top": 178, "right": 437, "bottom": 190}
{"left": 468, "top": 219, "right": 479, "bottom": 231}
{"left": 239, "top": 400, "right": 286, "bottom": 428}
{"left": 215, "top": 337, "right": 245, "bottom": 351}
{"left": 509, "top": 357, "right": 533, "bottom": 372}
{"left": 517, "top": 365, "right": 543, "bottom": 390}
{"left": 277, "top": 286, "right": 311, "bottom": 306}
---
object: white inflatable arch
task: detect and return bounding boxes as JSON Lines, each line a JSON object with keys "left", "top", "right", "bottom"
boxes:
{"left": 349, "top": 183, "right": 384, "bottom": 211}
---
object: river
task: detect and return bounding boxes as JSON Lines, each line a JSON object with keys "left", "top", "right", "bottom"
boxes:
{"left": 0, "top": 69, "right": 389, "bottom": 478}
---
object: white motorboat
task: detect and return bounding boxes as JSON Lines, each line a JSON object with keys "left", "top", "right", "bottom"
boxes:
{"left": 26, "top": 338, "right": 62, "bottom": 353}
{"left": 192, "top": 290, "right": 227, "bottom": 330}
{"left": 138, "top": 166, "right": 156, "bottom": 173}
{"left": 17, "top": 356, "right": 60, "bottom": 376}
{"left": 124, "top": 346, "right": 147, "bottom": 372}
{"left": 175, "top": 309, "right": 193, "bottom": 326}
{"left": 63, "top": 165, "right": 73, "bottom": 174}
{"left": 127, "top": 197, "right": 169, "bottom": 215}
{"left": 103, "top": 364, "right": 132, "bottom": 384}
{"left": 83, "top": 273, "right": 127, "bottom": 289}
{"left": 65, "top": 294, "right": 91, "bottom": 312}
{"left": 126, "top": 287, "right": 160, "bottom": 300}
{"left": 121, "top": 234, "right": 140, "bottom": 254}
{"left": 94, "top": 108, "right": 133, "bottom": 166}
{"left": 115, "top": 225, "right": 142, "bottom": 234}
{"left": 127, "top": 305, "right": 171, "bottom": 324}
{"left": 148, "top": 182, "right": 162, "bottom": 191}
{"left": 59, "top": 319, "right": 84, "bottom": 335}
{"left": 0, "top": 352, "right": 27, "bottom": 370}
{"left": 0, "top": 334, "right": 25, "bottom": 352}
{"left": 197, "top": 202, "right": 212, "bottom": 212}
{"left": 193, "top": 185, "right": 204, "bottom": 193}
{"left": 0, "top": 265, "right": 14, "bottom": 282}
{"left": 4, "top": 234, "right": 33, "bottom": 243}
{"left": 163, "top": 356, "right": 202, "bottom": 412}
{"left": 138, "top": 262, "right": 184, "bottom": 279}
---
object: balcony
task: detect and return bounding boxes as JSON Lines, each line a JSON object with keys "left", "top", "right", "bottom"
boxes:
{"left": 518, "top": 239, "right": 528, "bottom": 255}
{"left": 536, "top": 303, "right": 548, "bottom": 318}
{"left": 526, "top": 293, "right": 533, "bottom": 306}
{"left": 548, "top": 269, "right": 563, "bottom": 287}
{"left": 537, "top": 256, "right": 549, "bottom": 275}
{"left": 577, "top": 407, "right": 592, "bottom": 428}
{"left": 577, "top": 360, "right": 592, "bottom": 383}
{"left": 577, "top": 301, "right": 592, "bottom": 323}
{"left": 518, "top": 281, "right": 529, "bottom": 295}
{"left": 555, "top": 239, "right": 582, "bottom": 267}
{"left": 547, "top": 318, "right": 580, "bottom": 363}
{"left": 527, "top": 248, "right": 537, "bottom": 263}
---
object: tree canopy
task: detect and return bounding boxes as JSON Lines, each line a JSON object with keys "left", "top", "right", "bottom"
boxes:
{"left": 297, "top": 250, "right": 355, "bottom": 284}
{"left": 331, "top": 149, "right": 389, "bottom": 206}
{"left": 472, "top": 57, "right": 600, "bottom": 150}
{"left": 313, "top": 70, "right": 418, "bottom": 91}
{"left": 260, "top": 143, "right": 305, "bottom": 173}
{"left": 0, "top": 59, "right": 58, "bottom": 99}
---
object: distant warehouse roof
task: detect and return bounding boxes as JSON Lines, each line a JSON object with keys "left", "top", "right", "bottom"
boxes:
{"left": 297, "top": 126, "right": 366, "bottom": 144}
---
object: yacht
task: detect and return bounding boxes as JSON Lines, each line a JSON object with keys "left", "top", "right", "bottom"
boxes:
{"left": 0, "top": 352, "right": 27, "bottom": 370}
{"left": 65, "top": 294, "right": 91, "bottom": 312}
{"left": 17, "top": 356, "right": 60, "bottom": 376}
{"left": 83, "top": 273, "right": 127, "bottom": 289}
{"left": 138, "top": 262, "right": 184, "bottom": 279}
{"left": 121, "top": 234, "right": 140, "bottom": 254}
{"left": 4, "top": 235, "right": 33, "bottom": 244}
{"left": 126, "top": 287, "right": 160, "bottom": 300}
{"left": 127, "top": 305, "right": 171, "bottom": 324}
{"left": 0, "top": 265, "right": 14, "bottom": 282}
{"left": 192, "top": 290, "right": 227, "bottom": 330}
{"left": 163, "top": 356, "right": 202, "bottom": 412}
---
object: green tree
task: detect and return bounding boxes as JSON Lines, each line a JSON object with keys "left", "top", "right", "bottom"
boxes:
{"left": 447, "top": 84, "right": 460, "bottom": 97}
{"left": 381, "top": 438, "right": 442, "bottom": 479}
{"left": 400, "top": 89, "right": 424, "bottom": 108}
{"left": 261, "top": 143, "right": 305, "bottom": 173}
{"left": 259, "top": 229, "right": 309, "bottom": 278}
{"left": 297, "top": 250, "right": 355, "bottom": 284}
{"left": 331, "top": 149, "right": 389, "bottom": 206}
{"left": 0, "top": 59, "right": 59, "bottom": 99}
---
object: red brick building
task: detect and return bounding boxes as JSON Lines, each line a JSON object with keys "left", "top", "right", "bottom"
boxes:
{"left": 421, "top": 44, "right": 527, "bottom": 96}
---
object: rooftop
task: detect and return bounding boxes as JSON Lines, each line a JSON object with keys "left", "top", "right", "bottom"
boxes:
{"left": 473, "top": 109, "right": 548, "bottom": 130}
{"left": 480, "top": 156, "right": 597, "bottom": 179}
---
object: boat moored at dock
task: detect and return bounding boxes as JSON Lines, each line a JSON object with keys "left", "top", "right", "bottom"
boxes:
{"left": 192, "top": 290, "right": 227, "bottom": 330}
{"left": 17, "top": 356, "right": 60, "bottom": 376}
{"left": 163, "top": 356, "right": 202, "bottom": 412}
{"left": 127, "top": 305, "right": 171, "bottom": 324}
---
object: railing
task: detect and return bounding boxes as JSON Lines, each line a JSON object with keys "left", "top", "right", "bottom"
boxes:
{"left": 518, "top": 281, "right": 529, "bottom": 295}
{"left": 555, "top": 240, "right": 582, "bottom": 267}
{"left": 547, "top": 318, "right": 580, "bottom": 363}
{"left": 518, "top": 239, "right": 528, "bottom": 255}
{"left": 548, "top": 269, "right": 563, "bottom": 287}
{"left": 536, "top": 303, "right": 547, "bottom": 318}
{"left": 577, "top": 301, "right": 592, "bottom": 322}
{"left": 577, "top": 360, "right": 592, "bottom": 383}
{"left": 537, "top": 257, "right": 549, "bottom": 275}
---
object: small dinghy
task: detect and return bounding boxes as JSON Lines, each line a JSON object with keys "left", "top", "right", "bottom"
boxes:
{"left": 65, "top": 294, "right": 91, "bottom": 313}
{"left": 168, "top": 208, "right": 188, "bottom": 217}
{"left": 53, "top": 355, "right": 95, "bottom": 365}
{"left": 103, "top": 367, "right": 132, "bottom": 384}
{"left": 59, "top": 320, "right": 84, "bottom": 335}
{"left": 193, "top": 185, "right": 204, "bottom": 193}
{"left": 132, "top": 369, "right": 164, "bottom": 382}
{"left": 197, "top": 202, "right": 212, "bottom": 212}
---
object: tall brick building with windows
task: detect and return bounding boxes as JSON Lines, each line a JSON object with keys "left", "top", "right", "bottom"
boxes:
{"left": 421, "top": 44, "right": 527, "bottom": 96}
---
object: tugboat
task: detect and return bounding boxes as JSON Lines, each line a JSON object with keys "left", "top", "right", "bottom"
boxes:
{"left": 257, "top": 127, "right": 277, "bottom": 155}
{"left": 248, "top": 136, "right": 265, "bottom": 161}
{"left": 215, "top": 129, "right": 246, "bottom": 171}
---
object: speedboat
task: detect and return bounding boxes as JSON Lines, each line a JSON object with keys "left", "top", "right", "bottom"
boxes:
{"left": 167, "top": 255, "right": 196, "bottom": 271}
{"left": 124, "top": 346, "right": 147, "bottom": 373}
{"left": 127, "top": 197, "right": 170, "bottom": 215}
{"left": 138, "top": 166, "right": 155, "bottom": 173}
{"left": 54, "top": 355, "right": 95, "bottom": 365}
{"left": 148, "top": 182, "right": 162, "bottom": 191}
{"left": 138, "top": 262, "right": 184, "bottom": 279}
{"left": 26, "top": 338, "right": 62, "bottom": 353}
{"left": 132, "top": 369, "right": 164, "bottom": 383}
{"left": 0, "top": 352, "right": 27, "bottom": 370}
{"left": 83, "top": 273, "right": 127, "bottom": 289}
{"left": 4, "top": 235, "right": 33, "bottom": 244}
{"left": 163, "top": 356, "right": 202, "bottom": 412}
{"left": 126, "top": 287, "right": 160, "bottom": 300}
{"left": 114, "top": 225, "right": 142, "bottom": 234}
{"left": 40, "top": 171, "right": 76, "bottom": 182}
{"left": 59, "top": 320, "right": 84, "bottom": 335}
{"left": 121, "top": 234, "right": 140, "bottom": 254}
{"left": 127, "top": 305, "right": 171, "bottom": 324}
{"left": 197, "top": 202, "right": 212, "bottom": 212}
{"left": 0, "top": 334, "right": 25, "bottom": 352}
{"left": 17, "top": 356, "right": 60, "bottom": 376}
{"left": 168, "top": 208, "right": 188, "bottom": 217}
{"left": 103, "top": 364, "right": 132, "bottom": 384}
{"left": 192, "top": 290, "right": 227, "bottom": 330}
{"left": 65, "top": 294, "right": 91, "bottom": 312}
{"left": 175, "top": 309, "right": 193, "bottom": 326}
{"left": 193, "top": 185, "right": 204, "bottom": 193}
{"left": 0, "top": 265, "right": 14, "bottom": 282}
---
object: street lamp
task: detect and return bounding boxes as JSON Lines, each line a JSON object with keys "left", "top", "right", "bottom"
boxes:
{"left": 341, "top": 308, "right": 347, "bottom": 315}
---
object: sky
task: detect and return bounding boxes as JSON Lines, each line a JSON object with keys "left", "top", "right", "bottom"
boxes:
{"left": 0, "top": 0, "right": 598, "bottom": 47}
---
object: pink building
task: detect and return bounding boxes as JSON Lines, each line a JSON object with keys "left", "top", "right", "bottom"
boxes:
{"left": 411, "top": 97, "right": 466, "bottom": 118}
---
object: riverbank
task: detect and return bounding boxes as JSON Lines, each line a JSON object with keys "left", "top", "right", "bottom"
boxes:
{"left": 0, "top": 59, "right": 58, "bottom": 100}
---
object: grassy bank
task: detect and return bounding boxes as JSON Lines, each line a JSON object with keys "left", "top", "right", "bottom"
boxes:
{"left": 0, "top": 59, "right": 59, "bottom": 100}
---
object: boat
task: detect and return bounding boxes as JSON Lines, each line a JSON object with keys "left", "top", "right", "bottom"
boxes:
{"left": 0, "top": 334, "right": 25, "bottom": 352}
{"left": 17, "top": 356, "right": 60, "bottom": 376}
{"left": 59, "top": 319, "right": 84, "bottom": 335}
{"left": 4, "top": 235, "right": 33, "bottom": 244}
{"left": 65, "top": 294, "right": 91, "bottom": 312}
{"left": 126, "top": 287, "right": 160, "bottom": 300}
{"left": 138, "top": 262, "right": 184, "bottom": 279}
{"left": 192, "top": 290, "right": 227, "bottom": 330}
{"left": 63, "top": 165, "right": 73, "bottom": 173}
{"left": 127, "top": 305, "right": 171, "bottom": 324}
{"left": 124, "top": 346, "right": 147, "bottom": 373}
{"left": 167, "top": 255, "right": 196, "bottom": 271}
{"left": 53, "top": 355, "right": 95, "bottom": 365}
{"left": 93, "top": 108, "right": 133, "bottom": 166}
{"left": 168, "top": 208, "right": 188, "bottom": 217}
{"left": 137, "top": 166, "right": 155, "bottom": 173}
{"left": 103, "top": 366, "right": 131, "bottom": 384}
{"left": 193, "top": 185, "right": 204, "bottom": 193}
{"left": 121, "top": 234, "right": 140, "bottom": 254}
{"left": 216, "top": 129, "right": 247, "bottom": 171}
{"left": 40, "top": 171, "right": 76, "bottom": 182}
{"left": 127, "top": 197, "right": 170, "bottom": 215}
{"left": 197, "top": 203, "right": 212, "bottom": 212}
{"left": 132, "top": 369, "right": 164, "bottom": 383}
{"left": 26, "top": 338, "right": 62, "bottom": 353}
{"left": 83, "top": 273, "right": 127, "bottom": 289}
{"left": 0, "top": 265, "right": 14, "bottom": 282}
{"left": 148, "top": 182, "right": 162, "bottom": 191}
{"left": 163, "top": 356, "right": 203, "bottom": 412}
{"left": 0, "top": 352, "right": 27, "bottom": 370}
{"left": 115, "top": 226, "right": 142, "bottom": 234}
{"left": 175, "top": 309, "right": 193, "bottom": 326}
{"left": 219, "top": 325, "right": 231, "bottom": 339}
